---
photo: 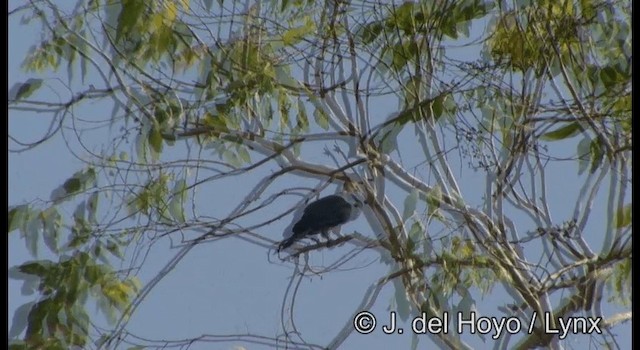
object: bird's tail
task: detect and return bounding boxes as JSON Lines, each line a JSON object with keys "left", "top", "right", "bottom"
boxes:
{"left": 278, "top": 230, "right": 310, "bottom": 252}
{"left": 277, "top": 235, "right": 297, "bottom": 252}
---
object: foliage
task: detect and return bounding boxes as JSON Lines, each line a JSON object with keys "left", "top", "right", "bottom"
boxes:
{"left": 9, "top": 0, "right": 631, "bottom": 349}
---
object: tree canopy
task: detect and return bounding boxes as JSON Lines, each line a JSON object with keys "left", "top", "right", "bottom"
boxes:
{"left": 9, "top": 0, "right": 631, "bottom": 349}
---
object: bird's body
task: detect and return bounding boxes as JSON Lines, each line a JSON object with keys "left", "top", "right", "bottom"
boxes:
{"left": 278, "top": 195, "right": 360, "bottom": 251}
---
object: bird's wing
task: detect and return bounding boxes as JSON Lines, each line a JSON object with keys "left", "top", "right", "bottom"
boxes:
{"left": 281, "top": 196, "right": 353, "bottom": 251}
{"left": 295, "top": 199, "right": 351, "bottom": 232}
{"left": 302, "top": 195, "right": 345, "bottom": 213}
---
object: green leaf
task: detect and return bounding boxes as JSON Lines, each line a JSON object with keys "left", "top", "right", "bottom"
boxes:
{"left": 360, "top": 22, "right": 383, "bottom": 45}
{"left": 376, "top": 123, "right": 402, "bottom": 154}
{"left": 168, "top": 180, "right": 187, "bottom": 223}
{"left": 431, "top": 95, "right": 444, "bottom": 120}
{"left": 149, "top": 126, "right": 163, "bottom": 155}
{"left": 74, "top": 201, "right": 86, "bottom": 222}
{"left": 41, "top": 207, "right": 61, "bottom": 254}
{"left": 64, "top": 178, "right": 82, "bottom": 194}
{"left": 589, "top": 138, "right": 603, "bottom": 173}
{"left": 50, "top": 168, "right": 97, "bottom": 203}
{"left": 9, "top": 204, "right": 30, "bottom": 233}
{"left": 8, "top": 301, "right": 34, "bottom": 339}
{"left": 274, "top": 65, "right": 297, "bottom": 89}
{"left": 408, "top": 221, "right": 425, "bottom": 254}
{"left": 614, "top": 203, "right": 631, "bottom": 228}
{"left": 576, "top": 136, "right": 591, "bottom": 175}
{"left": 442, "top": 20, "right": 459, "bottom": 39}
{"left": 24, "top": 300, "right": 49, "bottom": 337}
{"left": 392, "top": 278, "right": 410, "bottom": 321}
{"left": 580, "top": 0, "right": 596, "bottom": 19}
{"left": 203, "top": 111, "right": 228, "bottom": 131}
{"left": 24, "top": 217, "right": 42, "bottom": 257}
{"left": 87, "top": 192, "right": 99, "bottom": 224}
{"left": 389, "top": 2, "right": 416, "bottom": 34}
{"left": 203, "top": 0, "right": 213, "bottom": 11}
{"left": 135, "top": 132, "right": 147, "bottom": 161}
{"left": 116, "top": 0, "right": 145, "bottom": 41}
{"left": 296, "top": 99, "right": 309, "bottom": 131}
{"left": 426, "top": 185, "right": 443, "bottom": 221}
{"left": 403, "top": 189, "right": 418, "bottom": 220}
{"left": 455, "top": 293, "right": 476, "bottom": 322}
{"left": 540, "top": 122, "right": 582, "bottom": 141}
{"left": 314, "top": 108, "right": 329, "bottom": 130}
{"left": 18, "top": 260, "right": 54, "bottom": 277}
{"left": 10, "top": 78, "right": 43, "bottom": 101}
{"left": 69, "top": 305, "right": 90, "bottom": 343}
{"left": 282, "top": 17, "right": 314, "bottom": 46}
{"left": 105, "top": 239, "right": 124, "bottom": 260}
{"left": 391, "top": 41, "right": 418, "bottom": 70}
{"left": 9, "top": 340, "right": 28, "bottom": 349}
{"left": 600, "top": 65, "right": 623, "bottom": 89}
{"left": 608, "top": 258, "right": 631, "bottom": 306}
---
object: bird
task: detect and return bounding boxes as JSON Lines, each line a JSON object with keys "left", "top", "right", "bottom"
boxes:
{"left": 278, "top": 194, "right": 362, "bottom": 252}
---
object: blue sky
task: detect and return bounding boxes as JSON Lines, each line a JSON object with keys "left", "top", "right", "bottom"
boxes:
{"left": 9, "top": 1, "right": 631, "bottom": 349}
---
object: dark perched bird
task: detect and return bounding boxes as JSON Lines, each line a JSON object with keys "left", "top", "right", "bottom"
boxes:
{"left": 278, "top": 194, "right": 361, "bottom": 252}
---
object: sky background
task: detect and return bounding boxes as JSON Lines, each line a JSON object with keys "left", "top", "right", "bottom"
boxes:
{"left": 9, "top": 1, "right": 631, "bottom": 349}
